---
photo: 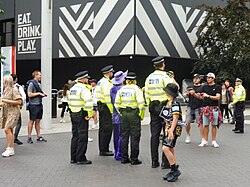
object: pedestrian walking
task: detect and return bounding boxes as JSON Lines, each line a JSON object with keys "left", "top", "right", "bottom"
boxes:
{"left": 0, "top": 75, "right": 22, "bottom": 157}
{"left": 144, "top": 56, "right": 172, "bottom": 169}
{"left": 225, "top": 79, "right": 234, "bottom": 123}
{"left": 197, "top": 72, "right": 222, "bottom": 148}
{"left": 183, "top": 74, "right": 203, "bottom": 144}
{"left": 60, "top": 84, "right": 69, "bottom": 123}
{"left": 27, "top": 70, "right": 47, "bottom": 144}
{"left": 161, "top": 83, "right": 183, "bottom": 182}
{"left": 115, "top": 72, "right": 145, "bottom": 165}
{"left": 220, "top": 83, "right": 231, "bottom": 122}
{"left": 11, "top": 74, "right": 26, "bottom": 145}
{"left": 68, "top": 71, "right": 93, "bottom": 165}
{"left": 232, "top": 78, "right": 246, "bottom": 133}
{"left": 110, "top": 70, "right": 127, "bottom": 161}
{"left": 95, "top": 65, "right": 114, "bottom": 156}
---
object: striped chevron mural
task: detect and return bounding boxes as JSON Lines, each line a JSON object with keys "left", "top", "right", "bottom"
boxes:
{"left": 54, "top": 0, "right": 207, "bottom": 59}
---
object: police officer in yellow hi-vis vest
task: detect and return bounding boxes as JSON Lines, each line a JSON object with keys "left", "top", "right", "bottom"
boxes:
{"left": 145, "top": 56, "right": 173, "bottom": 169}
{"left": 95, "top": 65, "right": 114, "bottom": 156}
{"left": 232, "top": 78, "right": 246, "bottom": 133}
{"left": 68, "top": 71, "right": 93, "bottom": 165}
{"left": 115, "top": 72, "right": 145, "bottom": 165}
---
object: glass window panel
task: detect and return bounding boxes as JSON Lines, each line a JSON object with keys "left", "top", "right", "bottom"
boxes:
{"left": 5, "top": 33, "right": 12, "bottom": 46}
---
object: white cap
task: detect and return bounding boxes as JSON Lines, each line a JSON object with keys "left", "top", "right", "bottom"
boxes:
{"left": 206, "top": 72, "right": 215, "bottom": 78}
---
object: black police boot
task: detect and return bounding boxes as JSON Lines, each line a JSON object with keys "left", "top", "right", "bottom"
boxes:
{"left": 152, "top": 161, "right": 159, "bottom": 168}
{"left": 131, "top": 159, "right": 142, "bottom": 165}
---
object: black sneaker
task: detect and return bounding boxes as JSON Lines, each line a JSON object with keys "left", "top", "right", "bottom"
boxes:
{"left": 163, "top": 165, "right": 179, "bottom": 180}
{"left": 37, "top": 136, "right": 47, "bottom": 142}
{"left": 27, "top": 138, "right": 33, "bottom": 144}
{"left": 166, "top": 169, "right": 181, "bottom": 182}
{"left": 14, "top": 139, "right": 23, "bottom": 145}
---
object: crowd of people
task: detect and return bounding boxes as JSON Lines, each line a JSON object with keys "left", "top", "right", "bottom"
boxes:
{"left": 0, "top": 56, "right": 246, "bottom": 183}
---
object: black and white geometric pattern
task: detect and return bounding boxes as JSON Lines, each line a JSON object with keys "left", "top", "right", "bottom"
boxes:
{"left": 56, "top": 0, "right": 206, "bottom": 59}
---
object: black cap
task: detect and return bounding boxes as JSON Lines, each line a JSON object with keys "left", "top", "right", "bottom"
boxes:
{"left": 101, "top": 65, "right": 114, "bottom": 74}
{"left": 126, "top": 72, "right": 136, "bottom": 80}
{"left": 163, "top": 83, "right": 179, "bottom": 97}
{"left": 152, "top": 56, "right": 165, "bottom": 65}
{"left": 75, "top": 71, "right": 89, "bottom": 79}
{"left": 235, "top": 78, "right": 242, "bottom": 82}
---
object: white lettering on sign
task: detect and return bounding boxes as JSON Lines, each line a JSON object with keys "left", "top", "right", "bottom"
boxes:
{"left": 18, "top": 13, "right": 31, "bottom": 25}
{"left": 17, "top": 12, "right": 41, "bottom": 54}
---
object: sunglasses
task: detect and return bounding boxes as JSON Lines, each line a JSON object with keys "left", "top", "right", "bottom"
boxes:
{"left": 207, "top": 77, "right": 214, "bottom": 79}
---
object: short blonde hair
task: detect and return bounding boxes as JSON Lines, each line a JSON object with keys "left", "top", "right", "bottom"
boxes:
{"left": 3, "top": 75, "right": 14, "bottom": 89}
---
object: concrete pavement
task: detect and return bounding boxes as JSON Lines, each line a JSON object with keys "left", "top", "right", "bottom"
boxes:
{"left": 0, "top": 106, "right": 249, "bottom": 186}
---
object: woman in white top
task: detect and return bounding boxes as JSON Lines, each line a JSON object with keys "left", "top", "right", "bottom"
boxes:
{"left": 60, "top": 84, "right": 69, "bottom": 123}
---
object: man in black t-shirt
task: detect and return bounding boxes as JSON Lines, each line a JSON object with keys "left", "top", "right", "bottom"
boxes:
{"left": 183, "top": 74, "right": 203, "bottom": 144}
{"left": 195, "top": 72, "right": 222, "bottom": 148}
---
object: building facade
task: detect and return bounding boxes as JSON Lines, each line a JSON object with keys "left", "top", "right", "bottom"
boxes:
{"left": 0, "top": 0, "right": 226, "bottom": 89}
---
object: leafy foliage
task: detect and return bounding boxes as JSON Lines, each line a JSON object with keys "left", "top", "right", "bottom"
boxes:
{"left": 194, "top": 0, "right": 250, "bottom": 83}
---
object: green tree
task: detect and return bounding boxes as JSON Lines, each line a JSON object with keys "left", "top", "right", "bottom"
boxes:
{"left": 194, "top": 0, "right": 250, "bottom": 83}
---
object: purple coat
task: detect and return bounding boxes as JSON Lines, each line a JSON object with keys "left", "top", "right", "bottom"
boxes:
{"left": 110, "top": 85, "right": 123, "bottom": 124}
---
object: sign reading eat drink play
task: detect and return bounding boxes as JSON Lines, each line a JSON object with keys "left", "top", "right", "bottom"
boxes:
{"left": 17, "top": 12, "right": 41, "bottom": 54}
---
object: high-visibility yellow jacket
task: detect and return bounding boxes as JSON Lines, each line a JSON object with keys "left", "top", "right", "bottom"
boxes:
{"left": 233, "top": 84, "right": 246, "bottom": 104}
{"left": 95, "top": 76, "right": 113, "bottom": 113}
{"left": 144, "top": 70, "right": 173, "bottom": 105}
{"left": 68, "top": 82, "right": 93, "bottom": 117}
{"left": 114, "top": 84, "right": 145, "bottom": 120}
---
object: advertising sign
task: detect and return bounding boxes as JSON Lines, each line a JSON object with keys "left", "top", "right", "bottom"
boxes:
{"left": 15, "top": 0, "right": 41, "bottom": 60}
{"left": 1, "top": 46, "right": 16, "bottom": 94}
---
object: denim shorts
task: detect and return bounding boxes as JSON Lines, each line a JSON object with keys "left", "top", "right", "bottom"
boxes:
{"left": 186, "top": 107, "right": 201, "bottom": 123}
{"left": 202, "top": 109, "right": 218, "bottom": 126}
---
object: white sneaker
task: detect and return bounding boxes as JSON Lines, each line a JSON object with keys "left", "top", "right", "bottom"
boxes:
{"left": 185, "top": 135, "right": 191, "bottom": 144}
{"left": 88, "top": 138, "right": 93, "bottom": 142}
{"left": 2, "top": 147, "right": 15, "bottom": 157}
{"left": 212, "top": 140, "right": 219, "bottom": 148}
{"left": 198, "top": 140, "right": 208, "bottom": 147}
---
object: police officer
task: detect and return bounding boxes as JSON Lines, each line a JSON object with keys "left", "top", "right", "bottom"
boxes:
{"left": 144, "top": 56, "right": 173, "bottom": 168}
{"left": 68, "top": 71, "right": 93, "bottom": 165}
{"left": 115, "top": 72, "right": 145, "bottom": 165}
{"left": 95, "top": 65, "right": 114, "bottom": 156}
{"left": 232, "top": 78, "right": 246, "bottom": 133}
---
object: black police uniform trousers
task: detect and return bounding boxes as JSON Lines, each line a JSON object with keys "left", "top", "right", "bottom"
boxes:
{"left": 235, "top": 101, "right": 245, "bottom": 131}
{"left": 121, "top": 108, "right": 141, "bottom": 162}
{"left": 150, "top": 112, "right": 169, "bottom": 165}
{"left": 70, "top": 110, "right": 89, "bottom": 162}
{"left": 98, "top": 102, "right": 113, "bottom": 152}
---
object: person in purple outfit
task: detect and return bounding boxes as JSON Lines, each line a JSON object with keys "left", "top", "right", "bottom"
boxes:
{"left": 110, "top": 70, "right": 128, "bottom": 160}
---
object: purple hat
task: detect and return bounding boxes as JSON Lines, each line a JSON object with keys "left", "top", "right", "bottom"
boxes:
{"left": 112, "top": 70, "right": 128, "bottom": 85}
